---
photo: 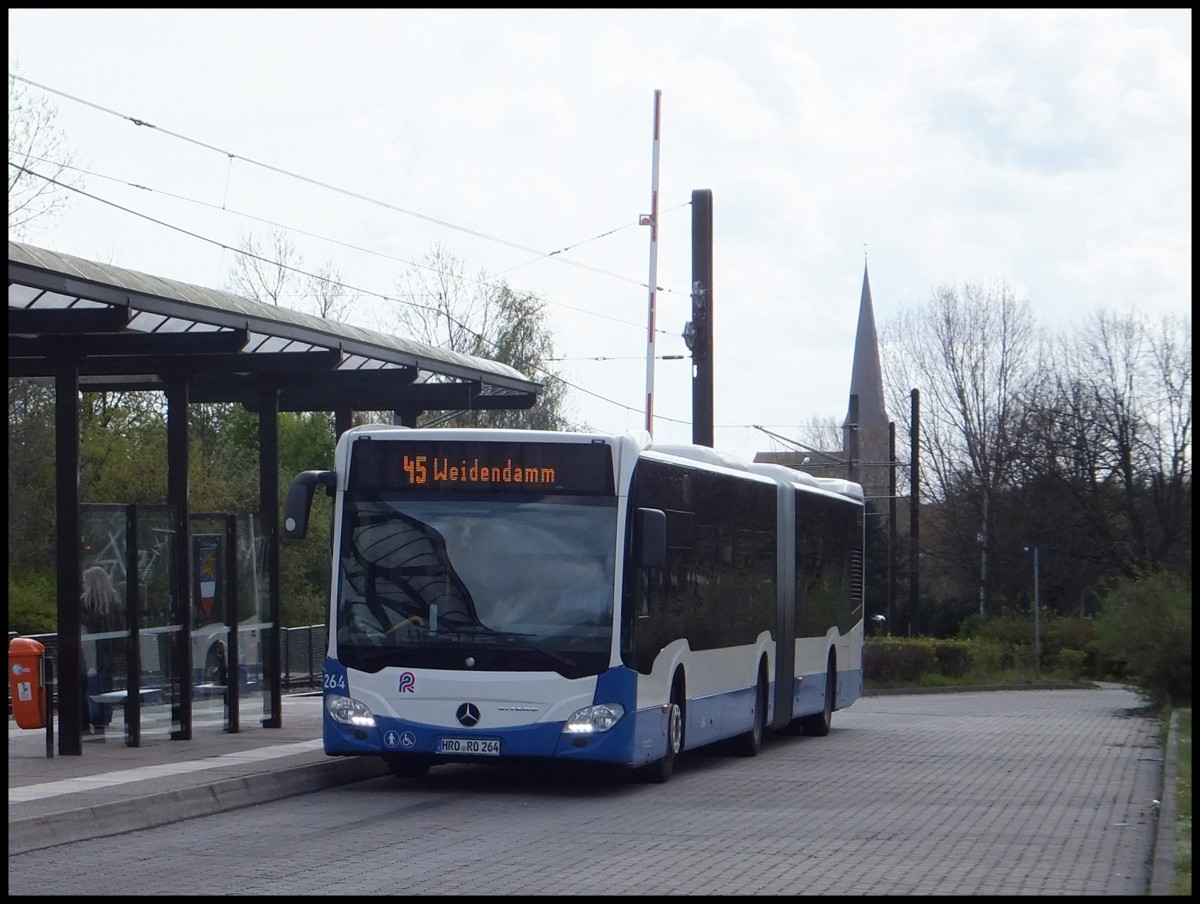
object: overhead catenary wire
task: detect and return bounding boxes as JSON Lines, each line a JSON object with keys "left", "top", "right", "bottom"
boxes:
{"left": 752, "top": 424, "right": 849, "bottom": 465}
{"left": 8, "top": 71, "right": 690, "bottom": 298}
{"left": 15, "top": 153, "right": 675, "bottom": 337}
{"left": 7, "top": 76, "right": 726, "bottom": 435}
{"left": 12, "top": 163, "right": 692, "bottom": 430}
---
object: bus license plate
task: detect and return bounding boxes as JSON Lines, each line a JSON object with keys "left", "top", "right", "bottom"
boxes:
{"left": 437, "top": 737, "right": 500, "bottom": 756}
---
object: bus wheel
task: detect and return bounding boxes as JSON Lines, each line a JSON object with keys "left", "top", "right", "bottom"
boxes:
{"left": 801, "top": 657, "right": 835, "bottom": 737}
{"left": 731, "top": 664, "right": 767, "bottom": 757}
{"left": 636, "top": 680, "right": 684, "bottom": 784}
{"left": 386, "top": 756, "right": 432, "bottom": 778}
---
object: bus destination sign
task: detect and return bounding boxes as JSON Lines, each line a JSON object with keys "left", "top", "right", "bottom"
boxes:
{"left": 349, "top": 440, "right": 615, "bottom": 496}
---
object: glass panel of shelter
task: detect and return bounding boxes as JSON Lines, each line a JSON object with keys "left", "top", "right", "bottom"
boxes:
{"left": 81, "top": 503, "right": 183, "bottom": 745}
{"left": 189, "top": 511, "right": 277, "bottom": 734}
{"left": 80, "top": 503, "right": 277, "bottom": 746}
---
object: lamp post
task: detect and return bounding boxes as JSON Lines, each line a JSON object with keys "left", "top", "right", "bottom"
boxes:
{"left": 1023, "top": 544, "right": 1042, "bottom": 672}
{"left": 974, "top": 474, "right": 988, "bottom": 619}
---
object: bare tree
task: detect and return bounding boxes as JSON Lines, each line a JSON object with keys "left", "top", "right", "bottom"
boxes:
{"left": 226, "top": 229, "right": 359, "bottom": 324}
{"left": 1003, "top": 308, "right": 1193, "bottom": 610}
{"left": 796, "top": 416, "right": 844, "bottom": 458}
{"left": 1070, "top": 309, "right": 1192, "bottom": 566}
{"left": 776, "top": 416, "right": 849, "bottom": 480}
{"left": 393, "top": 244, "right": 572, "bottom": 429}
{"left": 8, "top": 65, "right": 83, "bottom": 238}
{"left": 1144, "top": 313, "right": 1192, "bottom": 569}
{"left": 226, "top": 229, "right": 300, "bottom": 306}
{"left": 393, "top": 244, "right": 487, "bottom": 352}
{"left": 305, "top": 260, "right": 357, "bottom": 323}
{"left": 882, "top": 281, "right": 1037, "bottom": 616}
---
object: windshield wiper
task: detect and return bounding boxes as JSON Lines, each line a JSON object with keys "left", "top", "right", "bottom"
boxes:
{"left": 462, "top": 624, "right": 579, "bottom": 671}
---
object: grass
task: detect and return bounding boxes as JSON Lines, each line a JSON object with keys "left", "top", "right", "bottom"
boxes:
{"left": 1171, "top": 707, "right": 1191, "bottom": 896}
{"left": 863, "top": 665, "right": 1092, "bottom": 692}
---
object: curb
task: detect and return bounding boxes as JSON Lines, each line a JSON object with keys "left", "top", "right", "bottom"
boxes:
{"left": 862, "top": 682, "right": 1094, "bottom": 696}
{"left": 8, "top": 756, "right": 391, "bottom": 857}
{"left": 1148, "top": 709, "right": 1180, "bottom": 896}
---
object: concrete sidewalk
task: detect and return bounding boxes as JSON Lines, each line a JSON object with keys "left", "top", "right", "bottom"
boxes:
{"left": 7, "top": 693, "right": 387, "bottom": 856}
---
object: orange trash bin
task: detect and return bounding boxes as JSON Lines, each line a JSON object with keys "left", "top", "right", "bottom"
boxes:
{"left": 9, "top": 637, "right": 46, "bottom": 729}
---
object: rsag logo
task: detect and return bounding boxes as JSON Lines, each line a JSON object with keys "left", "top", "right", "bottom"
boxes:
{"left": 397, "top": 671, "right": 416, "bottom": 693}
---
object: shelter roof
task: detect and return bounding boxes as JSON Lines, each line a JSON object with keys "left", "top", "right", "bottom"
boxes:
{"left": 8, "top": 241, "right": 540, "bottom": 414}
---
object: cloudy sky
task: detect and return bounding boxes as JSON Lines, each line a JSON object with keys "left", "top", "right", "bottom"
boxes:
{"left": 8, "top": 9, "right": 1192, "bottom": 458}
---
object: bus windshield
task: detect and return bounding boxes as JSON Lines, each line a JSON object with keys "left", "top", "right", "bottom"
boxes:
{"left": 335, "top": 493, "right": 618, "bottom": 678}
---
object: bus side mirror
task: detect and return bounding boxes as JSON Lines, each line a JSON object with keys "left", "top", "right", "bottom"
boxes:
{"left": 634, "top": 508, "right": 666, "bottom": 569}
{"left": 283, "top": 470, "right": 335, "bottom": 540}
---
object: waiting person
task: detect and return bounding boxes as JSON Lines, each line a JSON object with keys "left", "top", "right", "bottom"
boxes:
{"left": 210, "top": 639, "right": 229, "bottom": 705}
{"left": 81, "top": 565, "right": 121, "bottom": 733}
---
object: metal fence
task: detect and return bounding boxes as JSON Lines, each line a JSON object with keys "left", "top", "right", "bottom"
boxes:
{"left": 8, "top": 624, "right": 327, "bottom": 712}
{"left": 281, "top": 623, "right": 326, "bottom": 691}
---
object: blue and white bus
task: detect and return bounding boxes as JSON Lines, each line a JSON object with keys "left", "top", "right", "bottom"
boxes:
{"left": 284, "top": 426, "right": 864, "bottom": 782}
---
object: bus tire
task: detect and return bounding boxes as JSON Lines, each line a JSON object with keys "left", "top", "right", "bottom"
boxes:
{"left": 801, "top": 656, "right": 835, "bottom": 737}
{"left": 731, "top": 662, "right": 768, "bottom": 757}
{"left": 386, "top": 756, "right": 432, "bottom": 778}
{"left": 636, "top": 676, "right": 684, "bottom": 784}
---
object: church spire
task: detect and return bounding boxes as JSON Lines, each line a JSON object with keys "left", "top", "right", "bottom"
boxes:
{"left": 844, "top": 261, "right": 887, "bottom": 429}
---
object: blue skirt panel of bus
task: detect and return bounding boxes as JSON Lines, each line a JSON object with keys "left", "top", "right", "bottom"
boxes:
{"left": 323, "top": 711, "right": 642, "bottom": 763}
{"left": 839, "top": 667, "right": 863, "bottom": 709}
{"left": 322, "top": 661, "right": 659, "bottom": 766}
{"left": 791, "top": 665, "right": 864, "bottom": 717}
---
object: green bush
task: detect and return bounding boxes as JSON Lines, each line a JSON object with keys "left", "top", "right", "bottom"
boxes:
{"left": 933, "top": 640, "right": 972, "bottom": 678}
{"left": 863, "top": 637, "right": 936, "bottom": 684}
{"left": 8, "top": 572, "right": 58, "bottom": 635}
{"left": 918, "top": 671, "right": 964, "bottom": 688}
{"left": 967, "top": 640, "right": 1005, "bottom": 678}
{"left": 1043, "top": 614, "right": 1094, "bottom": 656}
{"left": 1010, "top": 644, "right": 1037, "bottom": 673}
{"left": 966, "top": 611, "right": 1033, "bottom": 647}
{"left": 863, "top": 634, "right": 1097, "bottom": 687}
{"left": 1091, "top": 569, "right": 1191, "bottom": 706}
{"left": 1057, "top": 648, "right": 1086, "bottom": 682}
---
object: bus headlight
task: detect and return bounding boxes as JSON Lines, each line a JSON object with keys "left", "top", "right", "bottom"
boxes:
{"left": 325, "top": 694, "right": 377, "bottom": 728}
{"left": 564, "top": 703, "right": 625, "bottom": 734}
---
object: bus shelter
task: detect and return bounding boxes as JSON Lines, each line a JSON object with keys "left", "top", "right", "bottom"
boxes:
{"left": 8, "top": 240, "right": 541, "bottom": 755}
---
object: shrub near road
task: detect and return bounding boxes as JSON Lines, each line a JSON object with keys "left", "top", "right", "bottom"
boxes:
{"left": 865, "top": 570, "right": 1191, "bottom": 702}
{"left": 1091, "top": 569, "right": 1191, "bottom": 708}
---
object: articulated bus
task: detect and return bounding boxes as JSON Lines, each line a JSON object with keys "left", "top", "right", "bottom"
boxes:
{"left": 284, "top": 426, "right": 864, "bottom": 782}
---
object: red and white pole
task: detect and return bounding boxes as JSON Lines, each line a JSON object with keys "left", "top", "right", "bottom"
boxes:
{"left": 641, "top": 89, "right": 662, "bottom": 436}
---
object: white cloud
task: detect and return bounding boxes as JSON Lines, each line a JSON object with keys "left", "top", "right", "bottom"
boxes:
{"left": 8, "top": 8, "right": 1191, "bottom": 454}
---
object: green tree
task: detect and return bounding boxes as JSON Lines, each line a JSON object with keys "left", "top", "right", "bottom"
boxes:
{"left": 276, "top": 411, "right": 337, "bottom": 627}
{"left": 7, "top": 378, "right": 57, "bottom": 575}
{"left": 81, "top": 391, "right": 169, "bottom": 504}
{"left": 191, "top": 404, "right": 338, "bottom": 627}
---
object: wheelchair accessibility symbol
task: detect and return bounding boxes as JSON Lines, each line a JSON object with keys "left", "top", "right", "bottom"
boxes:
{"left": 383, "top": 730, "right": 417, "bottom": 750}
